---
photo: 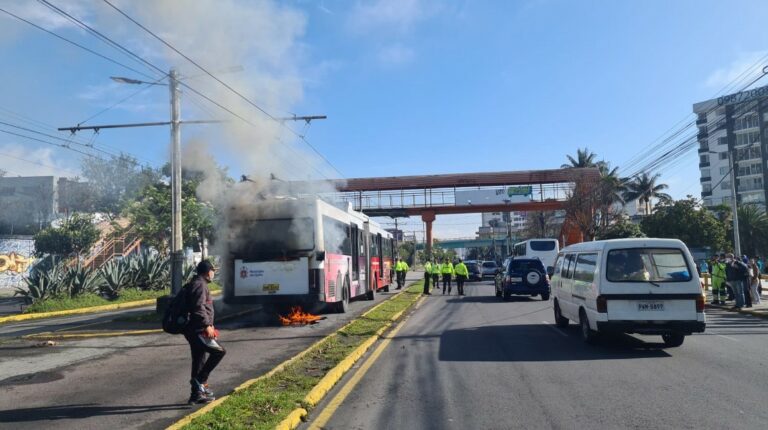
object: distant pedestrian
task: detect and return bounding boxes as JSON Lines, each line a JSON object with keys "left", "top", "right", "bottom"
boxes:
{"left": 395, "top": 258, "right": 409, "bottom": 290}
{"left": 757, "top": 256, "right": 765, "bottom": 274}
{"left": 431, "top": 259, "right": 440, "bottom": 292}
{"left": 743, "top": 256, "right": 753, "bottom": 307}
{"left": 454, "top": 259, "right": 468, "bottom": 296}
{"left": 725, "top": 253, "right": 748, "bottom": 310}
{"left": 441, "top": 258, "right": 454, "bottom": 295}
{"left": 710, "top": 255, "right": 727, "bottom": 305}
{"left": 185, "top": 260, "right": 225, "bottom": 404}
{"left": 749, "top": 258, "right": 762, "bottom": 306}
{"left": 423, "top": 260, "right": 432, "bottom": 295}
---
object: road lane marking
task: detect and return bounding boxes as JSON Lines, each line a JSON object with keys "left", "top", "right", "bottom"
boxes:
{"left": 717, "top": 334, "right": 739, "bottom": 342}
{"left": 307, "top": 298, "right": 423, "bottom": 430}
{"left": 541, "top": 320, "right": 569, "bottom": 337}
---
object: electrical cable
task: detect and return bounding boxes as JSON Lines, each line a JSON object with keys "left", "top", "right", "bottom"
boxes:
{"left": 0, "top": 128, "right": 105, "bottom": 159}
{"left": 76, "top": 74, "right": 167, "bottom": 126}
{"left": 0, "top": 120, "right": 118, "bottom": 158}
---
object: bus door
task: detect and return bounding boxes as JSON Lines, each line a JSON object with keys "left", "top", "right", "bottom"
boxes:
{"left": 363, "top": 221, "right": 371, "bottom": 294}
{"left": 351, "top": 224, "right": 360, "bottom": 289}
{"left": 376, "top": 233, "right": 383, "bottom": 289}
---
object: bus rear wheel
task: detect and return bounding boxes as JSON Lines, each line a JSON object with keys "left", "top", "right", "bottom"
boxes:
{"left": 335, "top": 282, "right": 350, "bottom": 313}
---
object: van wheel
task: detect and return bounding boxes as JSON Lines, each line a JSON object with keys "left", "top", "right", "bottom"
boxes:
{"left": 554, "top": 301, "right": 569, "bottom": 328}
{"left": 662, "top": 333, "right": 685, "bottom": 347}
{"left": 579, "top": 310, "right": 598, "bottom": 344}
{"left": 541, "top": 293, "right": 550, "bottom": 301}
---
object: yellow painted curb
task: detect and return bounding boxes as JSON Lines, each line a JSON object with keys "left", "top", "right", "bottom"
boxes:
{"left": 0, "top": 290, "right": 222, "bottom": 325}
{"left": 274, "top": 408, "right": 308, "bottom": 430}
{"left": 22, "top": 329, "right": 163, "bottom": 340}
{"left": 167, "top": 282, "right": 422, "bottom": 430}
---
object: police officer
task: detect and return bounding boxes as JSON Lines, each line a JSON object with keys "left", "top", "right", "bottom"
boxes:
{"left": 395, "top": 258, "right": 409, "bottom": 290}
{"left": 711, "top": 254, "right": 727, "bottom": 305}
{"left": 441, "top": 257, "right": 454, "bottom": 295}
{"left": 431, "top": 259, "right": 441, "bottom": 292}
{"left": 454, "top": 259, "right": 468, "bottom": 296}
{"left": 423, "top": 260, "right": 432, "bottom": 295}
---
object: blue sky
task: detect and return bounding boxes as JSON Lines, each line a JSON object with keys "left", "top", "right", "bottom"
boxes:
{"left": 2, "top": 0, "right": 768, "bottom": 238}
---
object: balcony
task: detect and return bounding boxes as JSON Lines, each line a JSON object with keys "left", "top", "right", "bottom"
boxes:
{"left": 699, "top": 161, "right": 710, "bottom": 168}
{"left": 696, "top": 117, "right": 707, "bottom": 126}
{"left": 700, "top": 176, "right": 711, "bottom": 182}
{"left": 698, "top": 146, "right": 710, "bottom": 153}
{"left": 702, "top": 190, "right": 713, "bottom": 197}
{"left": 698, "top": 130, "right": 709, "bottom": 140}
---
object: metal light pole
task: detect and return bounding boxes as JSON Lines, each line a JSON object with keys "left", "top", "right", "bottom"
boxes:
{"left": 710, "top": 149, "right": 741, "bottom": 255}
{"left": 169, "top": 68, "right": 184, "bottom": 295}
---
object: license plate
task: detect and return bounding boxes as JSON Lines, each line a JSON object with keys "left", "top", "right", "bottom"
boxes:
{"left": 637, "top": 301, "right": 664, "bottom": 311}
{"left": 510, "top": 277, "right": 522, "bottom": 283}
{"left": 263, "top": 283, "right": 280, "bottom": 293}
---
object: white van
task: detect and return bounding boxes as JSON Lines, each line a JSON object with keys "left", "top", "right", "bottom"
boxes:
{"left": 550, "top": 238, "right": 705, "bottom": 347}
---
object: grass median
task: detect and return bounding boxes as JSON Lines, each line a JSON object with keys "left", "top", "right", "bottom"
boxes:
{"left": 182, "top": 281, "right": 424, "bottom": 430}
{"left": 22, "top": 283, "right": 222, "bottom": 314}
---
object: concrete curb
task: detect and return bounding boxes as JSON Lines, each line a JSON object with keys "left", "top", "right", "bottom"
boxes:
{"left": 273, "top": 297, "right": 419, "bottom": 430}
{"left": 0, "top": 290, "right": 221, "bottom": 325}
{"left": 22, "top": 329, "right": 163, "bottom": 340}
{"left": 706, "top": 303, "right": 768, "bottom": 319}
{"left": 166, "top": 283, "right": 420, "bottom": 430}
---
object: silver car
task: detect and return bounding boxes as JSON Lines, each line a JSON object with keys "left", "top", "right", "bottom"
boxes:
{"left": 480, "top": 261, "right": 498, "bottom": 279}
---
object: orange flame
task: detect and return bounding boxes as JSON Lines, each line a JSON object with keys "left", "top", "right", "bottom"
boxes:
{"left": 279, "top": 306, "right": 323, "bottom": 326}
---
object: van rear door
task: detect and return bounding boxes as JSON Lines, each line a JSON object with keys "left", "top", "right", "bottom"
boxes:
{"left": 602, "top": 247, "right": 699, "bottom": 321}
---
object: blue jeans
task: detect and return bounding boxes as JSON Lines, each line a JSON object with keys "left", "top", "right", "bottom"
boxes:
{"left": 731, "top": 280, "right": 746, "bottom": 308}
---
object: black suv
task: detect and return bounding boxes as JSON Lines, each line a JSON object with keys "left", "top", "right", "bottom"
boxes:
{"left": 494, "top": 258, "right": 550, "bottom": 301}
{"left": 464, "top": 260, "right": 483, "bottom": 281}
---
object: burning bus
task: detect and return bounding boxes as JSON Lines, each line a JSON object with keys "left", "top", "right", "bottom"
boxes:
{"left": 223, "top": 197, "right": 394, "bottom": 313}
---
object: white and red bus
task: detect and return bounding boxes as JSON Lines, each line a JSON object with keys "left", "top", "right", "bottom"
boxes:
{"left": 224, "top": 198, "right": 394, "bottom": 313}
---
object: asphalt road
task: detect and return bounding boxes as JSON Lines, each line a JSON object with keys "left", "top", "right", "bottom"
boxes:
{"left": 0, "top": 273, "right": 422, "bottom": 430}
{"left": 306, "top": 280, "right": 768, "bottom": 430}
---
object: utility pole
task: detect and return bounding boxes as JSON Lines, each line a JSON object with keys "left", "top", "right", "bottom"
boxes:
{"left": 169, "top": 68, "right": 183, "bottom": 295}
{"left": 728, "top": 151, "right": 741, "bottom": 256}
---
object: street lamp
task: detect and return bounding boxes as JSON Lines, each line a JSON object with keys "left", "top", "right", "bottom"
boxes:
{"left": 708, "top": 149, "right": 741, "bottom": 255}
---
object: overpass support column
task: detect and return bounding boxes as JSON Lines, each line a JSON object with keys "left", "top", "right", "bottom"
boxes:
{"left": 422, "top": 211, "right": 436, "bottom": 259}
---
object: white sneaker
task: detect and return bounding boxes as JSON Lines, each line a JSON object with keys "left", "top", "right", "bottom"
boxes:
{"left": 198, "top": 334, "right": 224, "bottom": 351}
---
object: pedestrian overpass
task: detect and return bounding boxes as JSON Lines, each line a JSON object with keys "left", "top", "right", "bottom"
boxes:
{"left": 293, "top": 167, "right": 600, "bottom": 256}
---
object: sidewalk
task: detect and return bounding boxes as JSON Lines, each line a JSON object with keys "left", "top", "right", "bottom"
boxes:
{"left": 705, "top": 288, "right": 768, "bottom": 319}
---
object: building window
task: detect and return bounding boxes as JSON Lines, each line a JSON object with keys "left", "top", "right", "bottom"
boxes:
{"left": 703, "top": 184, "right": 712, "bottom": 192}
{"left": 701, "top": 168, "right": 710, "bottom": 178}
{"left": 718, "top": 137, "right": 728, "bottom": 146}
{"left": 735, "top": 131, "right": 760, "bottom": 146}
{"left": 720, "top": 152, "right": 729, "bottom": 160}
{"left": 734, "top": 114, "right": 759, "bottom": 131}
{"left": 700, "top": 154, "right": 709, "bottom": 164}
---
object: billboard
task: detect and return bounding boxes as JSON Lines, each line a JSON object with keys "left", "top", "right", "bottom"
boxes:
{"left": 455, "top": 187, "right": 533, "bottom": 206}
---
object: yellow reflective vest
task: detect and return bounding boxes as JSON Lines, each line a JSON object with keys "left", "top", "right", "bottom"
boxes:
{"left": 431, "top": 263, "right": 441, "bottom": 275}
{"left": 441, "top": 262, "right": 454, "bottom": 275}
{"left": 454, "top": 262, "right": 468, "bottom": 277}
{"left": 424, "top": 262, "right": 432, "bottom": 273}
{"left": 396, "top": 261, "right": 409, "bottom": 272}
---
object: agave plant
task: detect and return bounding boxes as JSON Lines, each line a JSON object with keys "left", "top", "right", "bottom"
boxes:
{"left": 183, "top": 264, "right": 196, "bottom": 284}
{"left": 66, "top": 265, "right": 104, "bottom": 298}
{"left": 15, "top": 260, "right": 67, "bottom": 303}
{"left": 134, "top": 251, "right": 170, "bottom": 290}
{"left": 99, "top": 259, "right": 130, "bottom": 298}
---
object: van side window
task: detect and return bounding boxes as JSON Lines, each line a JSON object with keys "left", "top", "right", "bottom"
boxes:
{"left": 574, "top": 253, "right": 598, "bottom": 283}
{"left": 553, "top": 255, "right": 564, "bottom": 277}
{"left": 563, "top": 254, "right": 576, "bottom": 279}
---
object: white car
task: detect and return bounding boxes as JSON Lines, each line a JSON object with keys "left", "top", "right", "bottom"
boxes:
{"left": 550, "top": 238, "right": 705, "bottom": 347}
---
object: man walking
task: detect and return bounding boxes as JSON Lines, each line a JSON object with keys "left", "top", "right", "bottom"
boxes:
{"left": 711, "top": 254, "right": 727, "bottom": 305}
{"left": 395, "top": 258, "right": 409, "bottom": 290}
{"left": 454, "top": 259, "right": 468, "bottom": 296}
{"left": 185, "top": 260, "right": 226, "bottom": 404}
{"left": 423, "top": 259, "right": 432, "bottom": 295}
{"left": 725, "top": 253, "right": 748, "bottom": 310}
{"left": 431, "top": 259, "right": 441, "bottom": 292}
{"left": 441, "top": 257, "right": 454, "bottom": 295}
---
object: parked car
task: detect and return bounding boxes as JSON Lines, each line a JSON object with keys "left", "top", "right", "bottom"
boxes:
{"left": 480, "top": 261, "right": 498, "bottom": 279}
{"left": 550, "top": 238, "right": 705, "bottom": 347}
{"left": 495, "top": 258, "right": 550, "bottom": 301}
{"left": 464, "top": 260, "right": 483, "bottom": 281}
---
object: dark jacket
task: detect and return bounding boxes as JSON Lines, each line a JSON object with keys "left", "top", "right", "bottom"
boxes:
{"left": 726, "top": 260, "right": 749, "bottom": 282}
{"left": 187, "top": 275, "right": 214, "bottom": 330}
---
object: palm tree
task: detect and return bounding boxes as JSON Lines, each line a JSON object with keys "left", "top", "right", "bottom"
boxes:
{"left": 561, "top": 148, "right": 599, "bottom": 168}
{"left": 737, "top": 204, "right": 768, "bottom": 257}
{"left": 623, "top": 172, "right": 672, "bottom": 216}
{"left": 597, "top": 163, "right": 629, "bottom": 228}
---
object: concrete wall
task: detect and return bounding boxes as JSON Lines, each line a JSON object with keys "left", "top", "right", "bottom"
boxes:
{"left": 0, "top": 236, "right": 35, "bottom": 293}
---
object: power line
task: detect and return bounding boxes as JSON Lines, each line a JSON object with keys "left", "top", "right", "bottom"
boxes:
{"left": 99, "top": 0, "right": 345, "bottom": 179}
{"left": 0, "top": 151, "right": 64, "bottom": 171}
{"left": 0, "top": 120, "right": 117, "bottom": 158}
{"left": 0, "top": 6, "right": 157, "bottom": 81}
{"left": 0, "top": 128, "right": 104, "bottom": 159}
{"left": 75, "top": 75, "right": 167, "bottom": 126}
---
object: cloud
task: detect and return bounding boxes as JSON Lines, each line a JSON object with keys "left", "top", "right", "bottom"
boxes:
{"left": 376, "top": 44, "right": 416, "bottom": 67}
{"left": 0, "top": 0, "right": 93, "bottom": 31}
{"left": 0, "top": 143, "right": 80, "bottom": 178}
{"left": 705, "top": 51, "right": 768, "bottom": 90}
{"left": 347, "top": 0, "right": 435, "bottom": 35}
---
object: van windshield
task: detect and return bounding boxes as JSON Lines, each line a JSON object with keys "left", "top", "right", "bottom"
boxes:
{"left": 606, "top": 248, "right": 692, "bottom": 282}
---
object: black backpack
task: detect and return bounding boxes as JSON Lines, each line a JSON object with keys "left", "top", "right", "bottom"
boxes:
{"left": 162, "top": 283, "right": 191, "bottom": 334}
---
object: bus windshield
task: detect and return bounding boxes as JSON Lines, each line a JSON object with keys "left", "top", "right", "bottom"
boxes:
{"left": 232, "top": 218, "right": 315, "bottom": 258}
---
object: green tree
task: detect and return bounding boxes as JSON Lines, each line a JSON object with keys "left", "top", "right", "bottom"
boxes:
{"left": 33, "top": 213, "right": 100, "bottom": 259}
{"left": 596, "top": 219, "right": 646, "bottom": 240}
{"left": 623, "top": 172, "right": 672, "bottom": 216}
{"left": 640, "top": 198, "right": 726, "bottom": 251}
{"left": 561, "top": 147, "right": 599, "bottom": 168}
{"left": 81, "top": 154, "right": 161, "bottom": 216}
{"left": 124, "top": 181, "right": 214, "bottom": 254}
{"left": 737, "top": 204, "right": 768, "bottom": 257}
